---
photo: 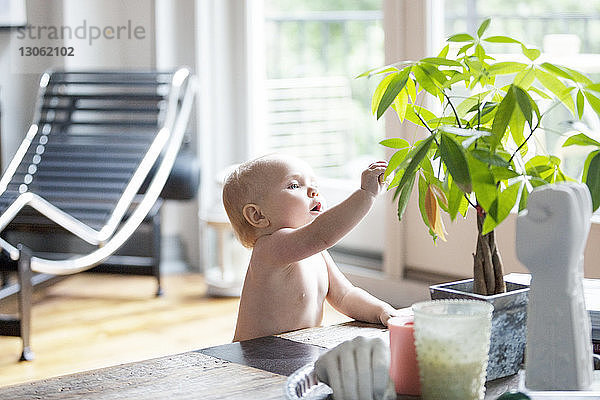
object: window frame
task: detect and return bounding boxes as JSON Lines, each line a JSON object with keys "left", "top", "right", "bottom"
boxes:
{"left": 384, "top": 0, "right": 600, "bottom": 289}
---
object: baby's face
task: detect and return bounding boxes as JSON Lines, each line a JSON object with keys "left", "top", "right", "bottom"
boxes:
{"left": 259, "top": 158, "right": 324, "bottom": 229}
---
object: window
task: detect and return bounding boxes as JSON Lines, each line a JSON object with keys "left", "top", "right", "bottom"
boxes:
{"left": 402, "top": 0, "right": 600, "bottom": 281}
{"left": 263, "top": 0, "right": 384, "bottom": 179}
{"left": 260, "top": 0, "right": 387, "bottom": 270}
{"left": 442, "top": 0, "right": 600, "bottom": 180}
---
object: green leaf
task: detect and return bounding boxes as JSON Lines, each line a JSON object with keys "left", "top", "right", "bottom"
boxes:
{"left": 457, "top": 95, "right": 483, "bottom": 117}
{"left": 467, "top": 98, "right": 495, "bottom": 113}
{"left": 554, "top": 168, "right": 571, "bottom": 183}
{"left": 541, "top": 62, "right": 575, "bottom": 82}
{"left": 419, "top": 62, "right": 449, "bottom": 87}
{"left": 404, "top": 104, "right": 437, "bottom": 128}
{"left": 380, "top": 138, "right": 410, "bottom": 149}
{"left": 477, "top": 18, "right": 491, "bottom": 38}
{"left": 356, "top": 60, "right": 415, "bottom": 79}
{"left": 429, "top": 116, "right": 468, "bottom": 126}
{"left": 442, "top": 73, "right": 471, "bottom": 89}
{"left": 509, "top": 107, "right": 527, "bottom": 156}
{"left": 528, "top": 86, "right": 552, "bottom": 100}
{"left": 438, "top": 44, "right": 450, "bottom": 58}
{"left": 377, "top": 68, "right": 410, "bottom": 119}
{"left": 528, "top": 165, "right": 555, "bottom": 181}
{"left": 534, "top": 68, "right": 576, "bottom": 116}
{"left": 584, "top": 90, "right": 600, "bottom": 116}
{"left": 519, "top": 183, "right": 529, "bottom": 212}
{"left": 481, "top": 182, "right": 520, "bottom": 235}
{"left": 586, "top": 83, "right": 600, "bottom": 93}
{"left": 525, "top": 156, "right": 555, "bottom": 180}
{"left": 419, "top": 155, "right": 435, "bottom": 179}
{"left": 512, "top": 85, "right": 533, "bottom": 127}
{"left": 562, "top": 65, "right": 593, "bottom": 85}
{"left": 474, "top": 44, "right": 486, "bottom": 61}
{"left": 521, "top": 45, "right": 541, "bottom": 62}
{"left": 391, "top": 89, "right": 409, "bottom": 122}
{"left": 413, "top": 65, "right": 439, "bottom": 98}
{"left": 488, "top": 61, "right": 528, "bottom": 76}
{"left": 405, "top": 77, "right": 417, "bottom": 102}
{"left": 448, "top": 33, "right": 474, "bottom": 42}
{"left": 471, "top": 148, "right": 510, "bottom": 167}
{"left": 491, "top": 165, "right": 520, "bottom": 181}
{"left": 388, "top": 169, "right": 404, "bottom": 190}
{"left": 490, "top": 85, "right": 516, "bottom": 149}
{"left": 440, "top": 133, "right": 472, "bottom": 193}
{"left": 356, "top": 66, "right": 396, "bottom": 79}
{"left": 396, "top": 173, "right": 416, "bottom": 221}
{"left": 577, "top": 90, "right": 585, "bottom": 120}
{"left": 483, "top": 35, "right": 521, "bottom": 44}
{"left": 514, "top": 67, "right": 536, "bottom": 89}
{"left": 458, "top": 195, "right": 469, "bottom": 217}
{"left": 457, "top": 43, "right": 475, "bottom": 56}
{"left": 562, "top": 133, "right": 600, "bottom": 148}
{"left": 468, "top": 105, "right": 497, "bottom": 127}
{"left": 396, "top": 136, "right": 434, "bottom": 193}
{"left": 469, "top": 155, "right": 497, "bottom": 212}
{"left": 384, "top": 148, "right": 410, "bottom": 179}
{"left": 371, "top": 72, "right": 395, "bottom": 115}
{"left": 447, "top": 177, "right": 464, "bottom": 221}
{"left": 585, "top": 151, "right": 600, "bottom": 211}
{"left": 421, "top": 57, "right": 462, "bottom": 67}
{"left": 583, "top": 150, "right": 600, "bottom": 183}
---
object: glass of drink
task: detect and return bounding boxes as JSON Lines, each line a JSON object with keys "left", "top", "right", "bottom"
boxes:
{"left": 413, "top": 299, "right": 493, "bottom": 400}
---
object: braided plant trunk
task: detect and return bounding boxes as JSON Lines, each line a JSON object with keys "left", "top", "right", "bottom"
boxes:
{"left": 473, "top": 209, "right": 507, "bottom": 295}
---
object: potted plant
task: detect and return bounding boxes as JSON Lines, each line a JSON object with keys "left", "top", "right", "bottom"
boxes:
{"left": 362, "top": 18, "right": 600, "bottom": 380}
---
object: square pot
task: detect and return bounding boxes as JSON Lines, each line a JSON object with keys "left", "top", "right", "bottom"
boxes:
{"left": 429, "top": 278, "right": 529, "bottom": 381}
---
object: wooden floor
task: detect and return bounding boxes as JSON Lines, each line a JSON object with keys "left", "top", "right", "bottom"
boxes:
{"left": 0, "top": 273, "right": 351, "bottom": 388}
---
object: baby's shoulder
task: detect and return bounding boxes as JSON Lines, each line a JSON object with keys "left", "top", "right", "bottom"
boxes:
{"left": 253, "top": 227, "right": 297, "bottom": 252}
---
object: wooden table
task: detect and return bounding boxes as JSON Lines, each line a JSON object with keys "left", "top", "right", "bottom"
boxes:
{"left": 0, "top": 321, "right": 520, "bottom": 399}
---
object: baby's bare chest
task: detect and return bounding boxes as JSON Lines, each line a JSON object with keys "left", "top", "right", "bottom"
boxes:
{"left": 246, "top": 253, "right": 330, "bottom": 309}
{"left": 278, "top": 254, "right": 329, "bottom": 301}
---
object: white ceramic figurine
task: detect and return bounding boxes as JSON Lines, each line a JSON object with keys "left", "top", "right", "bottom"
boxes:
{"left": 516, "top": 182, "right": 593, "bottom": 390}
{"left": 314, "top": 336, "right": 396, "bottom": 400}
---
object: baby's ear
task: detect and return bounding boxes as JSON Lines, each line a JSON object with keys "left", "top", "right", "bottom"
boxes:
{"left": 242, "top": 204, "right": 270, "bottom": 228}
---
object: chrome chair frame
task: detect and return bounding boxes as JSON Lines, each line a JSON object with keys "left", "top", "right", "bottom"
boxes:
{"left": 0, "top": 68, "right": 196, "bottom": 360}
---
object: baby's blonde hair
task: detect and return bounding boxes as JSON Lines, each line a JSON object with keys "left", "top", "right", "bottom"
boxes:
{"left": 222, "top": 155, "right": 282, "bottom": 248}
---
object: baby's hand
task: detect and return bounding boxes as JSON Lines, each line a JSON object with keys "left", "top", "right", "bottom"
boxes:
{"left": 379, "top": 306, "right": 413, "bottom": 327}
{"left": 361, "top": 161, "right": 388, "bottom": 197}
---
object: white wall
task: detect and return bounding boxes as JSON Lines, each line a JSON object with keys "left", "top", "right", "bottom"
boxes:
{"left": 62, "top": 0, "right": 155, "bottom": 69}
{"left": 1, "top": 0, "right": 155, "bottom": 170}
{"left": 1, "top": 0, "right": 202, "bottom": 271}
{"left": 196, "top": 0, "right": 261, "bottom": 272}
{"left": 155, "top": 0, "right": 200, "bottom": 269}
{"left": 0, "top": 0, "right": 64, "bottom": 169}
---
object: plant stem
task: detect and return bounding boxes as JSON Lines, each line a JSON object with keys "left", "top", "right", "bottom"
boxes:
{"left": 490, "top": 228, "right": 506, "bottom": 293}
{"left": 444, "top": 92, "right": 462, "bottom": 128}
{"left": 414, "top": 110, "right": 440, "bottom": 146}
{"left": 464, "top": 194, "right": 477, "bottom": 209}
{"left": 473, "top": 211, "right": 506, "bottom": 295}
{"left": 477, "top": 213, "right": 495, "bottom": 291}
{"left": 508, "top": 114, "right": 542, "bottom": 164}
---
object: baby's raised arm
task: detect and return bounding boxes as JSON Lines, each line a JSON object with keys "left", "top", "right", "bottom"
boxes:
{"left": 255, "top": 161, "right": 387, "bottom": 265}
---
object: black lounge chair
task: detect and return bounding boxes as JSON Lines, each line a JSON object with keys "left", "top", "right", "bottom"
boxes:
{"left": 0, "top": 68, "right": 196, "bottom": 360}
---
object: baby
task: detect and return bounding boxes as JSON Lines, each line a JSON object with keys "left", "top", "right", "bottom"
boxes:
{"left": 223, "top": 154, "right": 400, "bottom": 342}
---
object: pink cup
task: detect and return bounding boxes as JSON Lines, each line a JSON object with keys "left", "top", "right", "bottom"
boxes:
{"left": 388, "top": 315, "right": 421, "bottom": 396}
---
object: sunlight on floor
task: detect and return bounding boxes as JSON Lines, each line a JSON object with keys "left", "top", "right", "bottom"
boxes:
{"left": 0, "top": 273, "right": 351, "bottom": 387}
